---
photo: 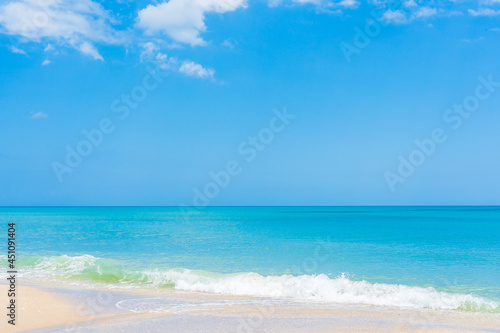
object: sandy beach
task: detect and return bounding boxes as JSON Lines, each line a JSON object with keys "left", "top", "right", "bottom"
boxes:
{"left": 1, "top": 282, "right": 499, "bottom": 333}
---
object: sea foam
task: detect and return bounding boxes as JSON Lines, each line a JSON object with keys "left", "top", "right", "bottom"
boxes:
{"left": 4, "top": 255, "right": 499, "bottom": 313}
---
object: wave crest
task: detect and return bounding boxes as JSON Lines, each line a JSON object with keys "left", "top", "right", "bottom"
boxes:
{"left": 3, "top": 255, "right": 499, "bottom": 313}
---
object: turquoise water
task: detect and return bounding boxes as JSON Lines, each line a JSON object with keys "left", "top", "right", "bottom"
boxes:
{"left": 1, "top": 206, "right": 499, "bottom": 312}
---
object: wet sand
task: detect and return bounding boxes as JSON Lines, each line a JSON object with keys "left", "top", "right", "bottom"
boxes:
{"left": 1, "top": 282, "right": 499, "bottom": 333}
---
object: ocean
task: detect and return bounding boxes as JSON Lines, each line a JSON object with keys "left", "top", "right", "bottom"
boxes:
{"left": 1, "top": 206, "right": 499, "bottom": 314}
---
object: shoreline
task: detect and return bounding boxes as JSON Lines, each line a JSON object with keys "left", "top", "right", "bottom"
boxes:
{"left": 1, "top": 282, "right": 499, "bottom": 332}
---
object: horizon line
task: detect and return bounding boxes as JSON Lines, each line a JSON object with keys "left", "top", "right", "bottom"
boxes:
{"left": 1, "top": 205, "right": 499, "bottom": 208}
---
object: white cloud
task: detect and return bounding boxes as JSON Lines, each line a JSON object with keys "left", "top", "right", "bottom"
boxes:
{"left": 380, "top": 5, "right": 441, "bottom": 25}
{"left": 30, "top": 111, "right": 48, "bottom": 119}
{"left": 0, "top": 0, "right": 124, "bottom": 59}
{"left": 369, "top": 0, "right": 390, "bottom": 6}
{"left": 293, "top": 0, "right": 322, "bottom": 5}
{"left": 137, "top": 0, "right": 248, "bottom": 46}
{"left": 403, "top": 0, "right": 417, "bottom": 8}
{"left": 8, "top": 45, "right": 27, "bottom": 55}
{"left": 41, "top": 58, "right": 50, "bottom": 65}
{"left": 77, "top": 41, "right": 103, "bottom": 60}
{"left": 481, "top": 0, "right": 500, "bottom": 5}
{"left": 277, "top": 0, "right": 359, "bottom": 11}
{"left": 382, "top": 9, "right": 407, "bottom": 24}
{"left": 139, "top": 42, "right": 177, "bottom": 70}
{"left": 140, "top": 41, "right": 159, "bottom": 62}
{"left": 336, "top": 0, "right": 359, "bottom": 8}
{"left": 222, "top": 38, "right": 236, "bottom": 49}
{"left": 413, "top": 7, "right": 437, "bottom": 19}
{"left": 468, "top": 8, "right": 500, "bottom": 16}
{"left": 140, "top": 42, "right": 214, "bottom": 80}
{"left": 44, "top": 43, "right": 54, "bottom": 52}
{"left": 179, "top": 60, "right": 214, "bottom": 79}
{"left": 268, "top": 0, "right": 283, "bottom": 7}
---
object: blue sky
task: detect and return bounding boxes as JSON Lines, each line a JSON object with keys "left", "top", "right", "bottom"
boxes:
{"left": 1, "top": 0, "right": 500, "bottom": 206}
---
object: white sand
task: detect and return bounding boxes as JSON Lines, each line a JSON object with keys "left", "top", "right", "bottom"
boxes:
{"left": 2, "top": 283, "right": 499, "bottom": 332}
